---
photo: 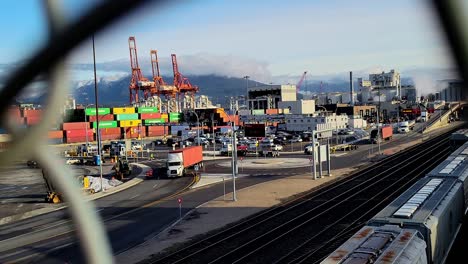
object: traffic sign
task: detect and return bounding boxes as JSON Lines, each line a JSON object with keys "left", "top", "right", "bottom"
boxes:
{"left": 194, "top": 165, "right": 199, "bottom": 171}
{"left": 177, "top": 197, "right": 182, "bottom": 204}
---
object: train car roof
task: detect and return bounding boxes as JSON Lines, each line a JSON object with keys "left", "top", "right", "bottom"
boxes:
{"left": 369, "top": 177, "right": 458, "bottom": 222}
{"left": 321, "top": 225, "right": 426, "bottom": 264}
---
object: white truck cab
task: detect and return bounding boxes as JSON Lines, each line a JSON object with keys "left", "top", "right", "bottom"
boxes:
{"left": 167, "top": 152, "right": 184, "bottom": 177}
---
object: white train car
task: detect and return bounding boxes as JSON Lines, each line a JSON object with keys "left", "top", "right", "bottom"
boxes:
{"left": 321, "top": 225, "right": 427, "bottom": 264}
{"left": 427, "top": 141, "right": 468, "bottom": 214}
{"left": 367, "top": 177, "right": 464, "bottom": 264}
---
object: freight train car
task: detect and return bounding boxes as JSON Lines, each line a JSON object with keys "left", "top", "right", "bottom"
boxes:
{"left": 321, "top": 225, "right": 427, "bottom": 264}
{"left": 449, "top": 129, "right": 468, "bottom": 150}
{"left": 367, "top": 177, "right": 464, "bottom": 264}
{"left": 323, "top": 141, "right": 468, "bottom": 264}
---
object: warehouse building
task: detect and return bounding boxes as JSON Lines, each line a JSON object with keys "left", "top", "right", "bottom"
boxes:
{"left": 247, "top": 85, "right": 296, "bottom": 110}
{"left": 284, "top": 113, "right": 348, "bottom": 132}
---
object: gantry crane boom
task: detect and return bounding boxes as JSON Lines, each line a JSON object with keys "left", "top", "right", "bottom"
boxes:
{"left": 150, "top": 50, "right": 178, "bottom": 98}
{"left": 150, "top": 49, "right": 165, "bottom": 86}
{"left": 171, "top": 54, "right": 198, "bottom": 93}
{"left": 296, "top": 71, "right": 307, "bottom": 93}
{"left": 128, "top": 36, "right": 153, "bottom": 104}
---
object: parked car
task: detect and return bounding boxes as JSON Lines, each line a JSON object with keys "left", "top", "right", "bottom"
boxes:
{"left": 288, "top": 136, "right": 303, "bottom": 143}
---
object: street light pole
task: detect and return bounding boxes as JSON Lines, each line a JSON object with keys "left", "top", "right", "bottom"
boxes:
{"left": 92, "top": 35, "right": 104, "bottom": 191}
{"left": 187, "top": 110, "right": 200, "bottom": 146}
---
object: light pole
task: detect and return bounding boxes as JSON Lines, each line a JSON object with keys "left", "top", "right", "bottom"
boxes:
{"left": 186, "top": 110, "right": 200, "bottom": 146}
{"left": 220, "top": 108, "right": 237, "bottom": 201}
{"left": 92, "top": 35, "right": 104, "bottom": 191}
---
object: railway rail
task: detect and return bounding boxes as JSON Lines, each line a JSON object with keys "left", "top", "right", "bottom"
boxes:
{"left": 150, "top": 129, "right": 457, "bottom": 264}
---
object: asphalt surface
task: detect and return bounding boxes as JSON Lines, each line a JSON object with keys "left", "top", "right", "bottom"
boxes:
{"left": 0, "top": 121, "right": 464, "bottom": 263}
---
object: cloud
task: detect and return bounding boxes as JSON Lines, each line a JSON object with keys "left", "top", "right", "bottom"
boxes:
{"left": 405, "top": 67, "right": 459, "bottom": 96}
{"left": 70, "top": 53, "right": 273, "bottom": 83}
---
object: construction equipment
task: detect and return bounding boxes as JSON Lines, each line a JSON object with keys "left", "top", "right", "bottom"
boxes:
{"left": 296, "top": 71, "right": 307, "bottom": 94}
{"left": 113, "top": 156, "right": 132, "bottom": 181}
{"left": 42, "top": 167, "right": 63, "bottom": 203}
{"left": 128, "top": 36, "right": 154, "bottom": 104}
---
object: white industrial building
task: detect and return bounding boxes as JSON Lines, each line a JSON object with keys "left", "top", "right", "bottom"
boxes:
{"left": 348, "top": 116, "right": 367, "bottom": 129}
{"left": 247, "top": 85, "right": 296, "bottom": 110}
{"left": 284, "top": 113, "right": 349, "bottom": 132}
{"left": 278, "top": 100, "right": 315, "bottom": 115}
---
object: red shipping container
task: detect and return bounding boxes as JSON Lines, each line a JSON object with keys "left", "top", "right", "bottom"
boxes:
{"left": 63, "top": 122, "right": 91, "bottom": 130}
{"left": 124, "top": 126, "right": 146, "bottom": 138}
{"left": 147, "top": 130, "right": 165, "bottom": 137}
{"left": 100, "top": 134, "right": 121, "bottom": 141}
{"left": 8, "top": 107, "right": 21, "bottom": 118}
{"left": 100, "top": 127, "right": 121, "bottom": 135}
{"left": 22, "top": 109, "right": 42, "bottom": 118}
{"left": 146, "top": 126, "right": 166, "bottom": 137}
{"left": 26, "top": 116, "right": 41, "bottom": 125}
{"left": 65, "top": 137, "right": 90, "bottom": 143}
{"left": 48, "top": 130, "right": 64, "bottom": 139}
{"left": 65, "top": 129, "right": 94, "bottom": 138}
{"left": 141, "top": 113, "right": 161, "bottom": 119}
{"left": 147, "top": 126, "right": 165, "bottom": 132}
{"left": 170, "top": 146, "right": 203, "bottom": 168}
{"left": 381, "top": 126, "right": 393, "bottom": 140}
{"left": 88, "top": 114, "right": 114, "bottom": 122}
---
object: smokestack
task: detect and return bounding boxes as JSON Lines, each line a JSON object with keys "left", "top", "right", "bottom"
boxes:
{"left": 350, "top": 71, "right": 354, "bottom": 105}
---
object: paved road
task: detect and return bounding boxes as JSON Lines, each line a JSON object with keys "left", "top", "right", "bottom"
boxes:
{"left": 0, "top": 122, "right": 463, "bottom": 263}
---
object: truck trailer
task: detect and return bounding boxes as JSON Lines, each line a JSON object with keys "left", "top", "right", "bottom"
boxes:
{"left": 370, "top": 126, "right": 393, "bottom": 144}
{"left": 167, "top": 146, "right": 203, "bottom": 177}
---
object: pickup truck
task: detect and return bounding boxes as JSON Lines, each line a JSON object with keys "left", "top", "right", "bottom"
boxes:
{"left": 258, "top": 145, "right": 280, "bottom": 157}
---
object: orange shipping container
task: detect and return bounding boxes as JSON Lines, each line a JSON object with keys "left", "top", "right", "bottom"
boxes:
{"left": 48, "top": 130, "right": 64, "bottom": 139}
{"left": 266, "top": 109, "right": 279, "bottom": 115}
{"left": 22, "top": 109, "right": 42, "bottom": 118}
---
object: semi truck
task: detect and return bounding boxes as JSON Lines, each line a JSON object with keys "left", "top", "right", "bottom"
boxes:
{"left": 167, "top": 146, "right": 203, "bottom": 177}
{"left": 370, "top": 126, "right": 393, "bottom": 144}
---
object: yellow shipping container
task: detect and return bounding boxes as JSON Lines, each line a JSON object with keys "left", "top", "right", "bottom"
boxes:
{"left": 161, "top": 113, "right": 168, "bottom": 119}
{"left": 113, "top": 107, "right": 136, "bottom": 114}
{"left": 119, "top": 120, "right": 142, "bottom": 127}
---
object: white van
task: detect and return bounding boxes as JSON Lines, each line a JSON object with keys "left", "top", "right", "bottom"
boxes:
{"left": 398, "top": 121, "right": 410, "bottom": 133}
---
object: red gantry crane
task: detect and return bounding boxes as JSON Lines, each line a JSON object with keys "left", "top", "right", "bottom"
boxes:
{"left": 171, "top": 54, "right": 198, "bottom": 94}
{"left": 296, "top": 71, "right": 307, "bottom": 94}
{"left": 150, "top": 50, "right": 178, "bottom": 98}
{"left": 128, "top": 36, "right": 154, "bottom": 104}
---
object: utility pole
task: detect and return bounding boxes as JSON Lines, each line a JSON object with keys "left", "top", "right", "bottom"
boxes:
{"left": 92, "top": 35, "right": 104, "bottom": 191}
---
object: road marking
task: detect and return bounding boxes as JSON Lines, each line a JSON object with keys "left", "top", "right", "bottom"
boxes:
{"left": 332, "top": 153, "right": 347, "bottom": 157}
{"left": 130, "top": 194, "right": 140, "bottom": 199}
{"left": 152, "top": 184, "right": 159, "bottom": 189}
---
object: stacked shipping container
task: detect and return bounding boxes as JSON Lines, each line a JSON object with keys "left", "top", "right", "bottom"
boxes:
{"left": 63, "top": 122, "right": 93, "bottom": 143}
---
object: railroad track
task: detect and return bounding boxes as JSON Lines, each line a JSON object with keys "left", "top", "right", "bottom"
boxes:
{"left": 150, "top": 130, "right": 455, "bottom": 264}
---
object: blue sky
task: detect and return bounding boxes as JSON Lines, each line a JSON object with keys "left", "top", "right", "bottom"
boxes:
{"left": 0, "top": 0, "right": 456, "bottom": 84}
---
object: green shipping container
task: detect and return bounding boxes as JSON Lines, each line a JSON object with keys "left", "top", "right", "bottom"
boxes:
{"left": 116, "top": 113, "right": 139, "bottom": 121}
{"left": 137, "top": 107, "right": 158, "bottom": 113}
{"left": 85, "top": 108, "right": 111, "bottom": 116}
{"left": 252, "top": 109, "right": 265, "bottom": 115}
{"left": 92, "top": 121, "right": 117, "bottom": 128}
{"left": 144, "top": 118, "right": 165, "bottom": 125}
{"left": 169, "top": 112, "right": 182, "bottom": 118}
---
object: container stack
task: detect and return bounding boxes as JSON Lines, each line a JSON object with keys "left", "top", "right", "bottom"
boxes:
{"left": 63, "top": 122, "right": 93, "bottom": 143}
{"left": 8, "top": 106, "right": 24, "bottom": 126}
{"left": 23, "top": 109, "right": 42, "bottom": 126}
